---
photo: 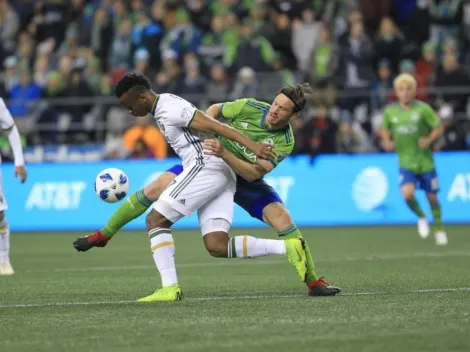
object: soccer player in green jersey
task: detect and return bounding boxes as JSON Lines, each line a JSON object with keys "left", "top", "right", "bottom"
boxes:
{"left": 74, "top": 83, "right": 340, "bottom": 296}
{"left": 381, "top": 73, "right": 448, "bottom": 245}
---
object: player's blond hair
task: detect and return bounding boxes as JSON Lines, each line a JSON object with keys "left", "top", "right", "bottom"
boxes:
{"left": 393, "top": 73, "right": 417, "bottom": 92}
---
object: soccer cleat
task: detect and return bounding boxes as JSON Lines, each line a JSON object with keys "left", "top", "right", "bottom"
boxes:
{"left": 417, "top": 218, "right": 430, "bottom": 239}
{"left": 0, "top": 261, "right": 14, "bottom": 276}
{"left": 435, "top": 231, "right": 448, "bottom": 246}
{"left": 285, "top": 237, "right": 308, "bottom": 282}
{"left": 307, "top": 277, "right": 341, "bottom": 296}
{"left": 137, "top": 284, "right": 183, "bottom": 302}
{"left": 73, "top": 231, "right": 110, "bottom": 252}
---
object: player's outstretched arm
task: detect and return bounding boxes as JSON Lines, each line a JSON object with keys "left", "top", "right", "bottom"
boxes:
{"left": 203, "top": 139, "right": 273, "bottom": 181}
{"left": 190, "top": 110, "right": 273, "bottom": 160}
{"left": 0, "top": 99, "right": 27, "bottom": 182}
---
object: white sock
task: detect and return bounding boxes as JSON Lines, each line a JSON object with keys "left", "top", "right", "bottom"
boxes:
{"left": 149, "top": 228, "right": 178, "bottom": 287}
{"left": 228, "top": 236, "right": 286, "bottom": 258}
{"left": 0, "top": 219, "right": 9, "bottom": 263}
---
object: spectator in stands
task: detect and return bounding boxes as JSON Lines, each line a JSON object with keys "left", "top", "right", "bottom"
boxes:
{"left": 129, "top": 138, "right": 155, "bottom": 159}
{"left": 133, "top": 48, "right": 156, "bottom": 79}
{"left": 3, "top": 56, "right": 19, "bottom": 91}
{"left": 15, "top": 33, "right": 35, "bottom": 73}
{"left": 7, "top": 70, "right": 42, "bottom": 118}
{"left": 123, "top": 117, "right": 167, "bottom": 159}
{"left": 180, "top": 54, "right": 206, "bottom": 96}
{"left": 429, "top": 0, "right": 464, "bottom": 45}
{"left": 336, "top": 120, "right": 373, "bottom": 154}
{"left": 301, "top": 105, "right": 338, "bottom": 157}
{"left": 308, "top": 25, "right": 339, "bottom": 108}
{"left": 130, "top": 10, "right": 164, "bottom": 70}
{"left": 339, "top": 20, "right": 375, "bottom": 121}
{"left": 28, "top": 0, "right": 67, "bottom": 47}
{"left": 435, "top": 52, "right": 470, "bottom": 113}
{"left": 248, "top": 3, "right": 268, "bottom": 31}
{"left": 292, "top": 7, "right": 321, "bottom": 72}
{"left": 435, "top": 104, "right": 468, "bottom": 151}
{"left": 187, "top": 0, "right": 212, "bottom": 33}
{"left": 33, "top": 54, "right": 50, "bottom": 88}
{"left": 224, "top": 19, "right": 275, "bottom": 74}
{"left": 371, "top": 59, "right": 393, "bottom": 113}
{"left": 89, "top": 8, "right": 113, "bottom": 67}
{"left": 375, "top": 17, "right": 404, "bottom": 73}
{"left": 84, "top": 57, "right": 103, "bottom": 94}
{"left": 198, "top": 15, "right": 236, "bottom": 74}
{"left": 416, "top": 42, "right": 438, "bottom": 87}
{"left": 261, "top": 12, "right": 296, "bottom": 70}
{"left": 230, "top": 67, "right": 258, "bottom": 100}
{"left": 109, "top": 18, "right": 132, "bottom": 83}
{"left": 0, "top": 0, "right": 20, "bottom": 61}
{"left": 206, "top": 64, "right": 230, "bottom": 104}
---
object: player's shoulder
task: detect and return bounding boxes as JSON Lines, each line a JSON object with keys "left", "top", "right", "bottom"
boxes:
{"left": 414, "top": 100, "right": 433, "bottom": 111}
{"left": 383, "top": 102, "right": 400, "bottom": 112}
{"left": 245, "top": 98, "right": 270, "bottom": 111}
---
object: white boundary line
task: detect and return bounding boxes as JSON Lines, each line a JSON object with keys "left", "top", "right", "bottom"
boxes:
{"left": 25, "top": 251, "right": 470, "bottom": 273}
{"left": 1, "top": 287, "right": 469, "bottom": 309}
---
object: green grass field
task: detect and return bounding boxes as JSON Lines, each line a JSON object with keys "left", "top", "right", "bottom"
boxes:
{"left": 1, "top": 225, "right": 469, "bottom": 352}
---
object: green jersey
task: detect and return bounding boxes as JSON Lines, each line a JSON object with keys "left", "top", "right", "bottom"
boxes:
{"left": 217, "top": 98, "right": 295, "bottom": 167}
{"left": 382, "top": 100, "right": 441, "bottom": 173}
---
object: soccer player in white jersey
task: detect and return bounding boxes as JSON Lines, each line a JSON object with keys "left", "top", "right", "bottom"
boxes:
{"left": 99, "top": 73, "right": 308, "bottom": 302}
{"left": 0, "top": 98, "right": 27, "bottom": 275}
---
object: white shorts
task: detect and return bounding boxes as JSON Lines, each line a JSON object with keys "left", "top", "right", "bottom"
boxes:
{"left": 154, "top": 159, "right": 236, "bottom": 229}
{"left": 0, "top": 169, "right": 7, "bottom": 212}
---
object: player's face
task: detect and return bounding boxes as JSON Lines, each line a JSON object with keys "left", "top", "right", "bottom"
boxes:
{"left": 267, "top": 94, "right": 296, "bottom": 127}
{"left": 119, "top": 93, "right": 149, "bottom": 117}
{"left": 395, "top": 82, "right": 415, "bottom": 105}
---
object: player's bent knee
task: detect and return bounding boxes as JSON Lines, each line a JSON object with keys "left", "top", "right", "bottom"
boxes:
{"left": 263, "top": 202, "right": 292, "bottom": 230}
{"left": 203, "top": 231, "right": 230, "bottom": 258}
{"left": 144, "top": 172, "right": 176, "bottom": 201}
{"left": 146, "top": 209, "right": 172, "bottom": 230}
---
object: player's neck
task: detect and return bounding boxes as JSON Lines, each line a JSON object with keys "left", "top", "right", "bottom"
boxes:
{"left": 150, "top": 92, "right": 159, "bottom": 115}
{"left": 265, "top": 120, "right": 288, "bottom": 131}
{"left": 399, "top": 100, "right": 414, "bottom": 110}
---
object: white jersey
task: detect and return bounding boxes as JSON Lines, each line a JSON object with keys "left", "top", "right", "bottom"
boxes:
{"left": 0, "top": 98, "right": 15, "bottom": 165}
{"left": 153, "top": 93, "right": 211, "bottom": 168}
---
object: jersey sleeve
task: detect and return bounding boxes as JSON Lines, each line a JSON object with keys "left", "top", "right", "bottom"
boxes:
{"left": 220, "top": 99, "right": 248, "bottom": 120}
{"left": 381, "top": 107, "right": 392, "bottom": 130}
{"left": 0, "top": 98, "right": 15, "bottom": 130}
{"left": 422, "top": 103, "right": 441, "bottom": 128}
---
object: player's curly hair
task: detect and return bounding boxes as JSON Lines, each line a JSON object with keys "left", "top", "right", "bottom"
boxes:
{"left": 115, "top": 73, "right": 152, "bottom": 98}
{"left": 278, "top": 83, "right": 313, "bottom": 112}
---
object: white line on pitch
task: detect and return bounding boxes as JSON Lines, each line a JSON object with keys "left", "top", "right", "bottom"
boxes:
{"left": 0, "top": 287, "right": 469, "bottom": 310}
{"left": 24, "top": 251, "right": 470, "bottom": 273}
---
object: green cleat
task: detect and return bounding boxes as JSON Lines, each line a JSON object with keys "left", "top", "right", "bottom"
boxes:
{"left": 285, "top": 237, "right": 308, "bottom": 282}
{"left": 137, "top": 284, "right": 183, "bottom": 302}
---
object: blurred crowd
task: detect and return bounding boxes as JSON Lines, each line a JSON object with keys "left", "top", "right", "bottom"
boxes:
{"left": 1, "top": 0, "right": 470, "bottom": 160}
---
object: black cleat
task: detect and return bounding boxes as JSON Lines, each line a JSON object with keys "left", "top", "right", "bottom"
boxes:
{"left": 307, "top": 277, "right": 341, "bottom": 296}
{"left": 73, "top": 231, "right": 110, "bottom": 252}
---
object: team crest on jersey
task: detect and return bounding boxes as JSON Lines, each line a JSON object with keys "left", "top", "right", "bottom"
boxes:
{"left": 392, "top": 116, "right": 399, "bottom": 123}
{"left": 263, "top": 138, "right": 274, "bottom": 145}
{"left": 241, "top": 122, "right": 248, "bottom": 129}
{"left": 411, "top": 113, "right": 419, "bottom": 122}
{"left": 181, "top": 107, "right": 194, "bottom": 121}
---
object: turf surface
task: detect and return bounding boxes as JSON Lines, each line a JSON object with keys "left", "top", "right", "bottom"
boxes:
{"left": 1, "top": 225, "right": 469, "bottom": 351}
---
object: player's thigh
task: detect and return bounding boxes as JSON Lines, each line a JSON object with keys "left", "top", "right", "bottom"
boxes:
{"left": 399, "top": 168, "right": 417, "bottom": 199}
{"left": 0, "top": 169, "right": 7, "bottom": 214}
{"left": 198, "top": 188, "right": 234, "bottom": 237}
{"left": 156, "top": 162, "right": 233, "bottom": 222}
{"left": 234, "top": 177, "right": 282, "bottom": 222}
{"left": 144, "top": 171, "right": 178, "bottom": 201}
{"left": 262, "top": 202, "right": 294, "bottom": 232}
{"left": 418, "top": 169, "right": 440, "bottom": 194}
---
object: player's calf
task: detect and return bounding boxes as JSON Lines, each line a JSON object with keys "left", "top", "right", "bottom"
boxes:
{"left": 0, "top": 211, "right": 13, "bottom": 275}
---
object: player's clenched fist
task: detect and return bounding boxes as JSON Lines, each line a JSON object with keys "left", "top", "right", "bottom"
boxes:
{"left": 252, "top": 142, "right": 274, "bottom": 160}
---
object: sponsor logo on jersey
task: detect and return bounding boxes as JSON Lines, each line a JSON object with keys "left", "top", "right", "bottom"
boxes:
{"left": 411, "top": 113, "right": 419, "bottom": 122}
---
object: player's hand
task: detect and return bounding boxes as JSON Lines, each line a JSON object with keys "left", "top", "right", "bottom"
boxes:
{"left": 419, "top": 137, "right": 431, "bottom": 149}
{"left": 203, "top": 139, "right": 226, "bottom": 158}
{"left": 252, "top": 143, "right": 274, "bottom": 160}
{"left": 15, "top": 166, "right": 27, "bottom": 183}
{"left": 382, "top": 140, "right": 394, "bottom": 152}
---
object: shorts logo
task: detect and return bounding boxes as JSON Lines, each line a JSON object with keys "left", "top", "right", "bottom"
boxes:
{"left": 177, "top": 199, "right": 186, "bottom": 206}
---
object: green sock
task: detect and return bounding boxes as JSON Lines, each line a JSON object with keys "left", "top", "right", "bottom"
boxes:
{"left": 406, "top": 199, "right": 426, "bottom": 218}
{"left": 278, "top": 224, "right": 318, "bottom": 282}
{"left": 101, "top": 190, "right": 153, "bottom": 238}
{"left": 431, "top": 204, "right": 445, "bottom": 232}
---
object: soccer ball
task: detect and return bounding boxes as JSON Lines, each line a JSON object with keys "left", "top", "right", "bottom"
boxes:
{"left": 95, "top": 168, "right": 129, "bottom": 203}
